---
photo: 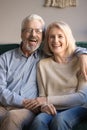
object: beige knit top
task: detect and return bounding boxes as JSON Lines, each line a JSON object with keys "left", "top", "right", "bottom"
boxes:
{"left": 37, "top": 56, "right": 87, "bottom": 110}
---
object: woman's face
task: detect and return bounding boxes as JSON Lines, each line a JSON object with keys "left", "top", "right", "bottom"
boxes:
{"left": 48, "top": 26, "right": 67, "bottom": 56}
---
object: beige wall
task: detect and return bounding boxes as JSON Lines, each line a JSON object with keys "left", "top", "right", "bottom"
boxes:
{"left": 0, "top": 0, "right": 87, "bottom": 43}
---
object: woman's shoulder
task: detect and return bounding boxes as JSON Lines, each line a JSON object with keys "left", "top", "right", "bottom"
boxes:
{"left": 38, "top": 57, "right": 52, "bottom": 66}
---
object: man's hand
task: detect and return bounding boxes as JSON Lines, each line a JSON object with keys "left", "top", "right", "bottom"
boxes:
{"left": 23, "top": 97, "right": 47, "bottom": 111}
{"left": 41, "top": 104, "right": 57, "bottom": 115}
{"left": 79, "top": 54, "right": 87, "bottom": 80}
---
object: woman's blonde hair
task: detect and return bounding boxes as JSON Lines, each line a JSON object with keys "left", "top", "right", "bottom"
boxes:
{"left": 44, "top": 21, "right": 76, "bottom": 56}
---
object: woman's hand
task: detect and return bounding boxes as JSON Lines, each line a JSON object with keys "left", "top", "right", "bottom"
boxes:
{"left": 41, "top": 104, "right": 57, "bottom": 115}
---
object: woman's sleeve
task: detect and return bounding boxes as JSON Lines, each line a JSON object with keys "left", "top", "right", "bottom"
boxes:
{"left": 75, "top": 47, "right": 87, "bottom": 55}
{"left": 47, "top": 74, "right": 87, "bottom": 108}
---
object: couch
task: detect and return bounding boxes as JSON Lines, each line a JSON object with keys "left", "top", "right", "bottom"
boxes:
{"left": 0, "top": 42, "right": 87, "bottom": 130}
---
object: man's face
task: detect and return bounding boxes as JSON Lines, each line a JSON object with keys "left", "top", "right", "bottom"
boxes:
{"left": 21, "top": 19, "right": 43, "bottom": 53}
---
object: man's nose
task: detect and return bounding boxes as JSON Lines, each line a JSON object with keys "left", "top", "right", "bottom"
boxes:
{"left": 30, "top": 29, "right": 36, "bottom": 36}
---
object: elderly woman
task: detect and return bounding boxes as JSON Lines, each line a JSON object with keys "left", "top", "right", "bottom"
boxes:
{"left": 29, "top": 21, "right": 87, "bottom": 130}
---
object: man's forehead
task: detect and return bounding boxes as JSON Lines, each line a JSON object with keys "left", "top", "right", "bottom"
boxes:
{"left": 24, "top": 20, "right": 43, "bottom": 28}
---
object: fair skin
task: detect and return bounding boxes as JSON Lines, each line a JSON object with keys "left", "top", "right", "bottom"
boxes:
{"left": 21, "top": 19, "right": 46, "bottom": 112}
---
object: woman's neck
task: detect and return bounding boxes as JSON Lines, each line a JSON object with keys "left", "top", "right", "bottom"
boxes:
{"left": 53, "top": 54, "right": 71, "bottom": 64}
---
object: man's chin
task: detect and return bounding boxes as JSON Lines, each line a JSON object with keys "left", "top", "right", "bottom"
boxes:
{"left": 26, "top": 46, "right": 39, "bottom": 52}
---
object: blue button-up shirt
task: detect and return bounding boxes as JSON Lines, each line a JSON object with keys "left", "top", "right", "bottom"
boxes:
{"left": 0, "top": 47, "right": 40, "bottom": 107}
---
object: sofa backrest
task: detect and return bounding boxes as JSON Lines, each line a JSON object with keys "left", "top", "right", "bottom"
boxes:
{"left": 0, "top": 43, "right": 19, "bottom": 55}
{"left": 0, "top": 42, "right": 87, "bottom": 55}
{"left": 76, "top": 42, "right": 87, "bottom": 48}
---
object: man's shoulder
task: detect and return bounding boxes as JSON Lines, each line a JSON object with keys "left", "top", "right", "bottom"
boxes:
{"left": 0, "top": 47, "right": 19, "bottom": 58}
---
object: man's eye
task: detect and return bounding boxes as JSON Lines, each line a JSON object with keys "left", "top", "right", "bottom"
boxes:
{"left": 23, "top": 28, "right": 42, "bottom": 34}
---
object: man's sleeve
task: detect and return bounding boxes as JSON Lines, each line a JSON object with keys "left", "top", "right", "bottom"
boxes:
{"left": 0, "top": 54, "right": 24, "bottom": 107}
{"left": 75, "top": 47, "right": 87, "bottom": 55}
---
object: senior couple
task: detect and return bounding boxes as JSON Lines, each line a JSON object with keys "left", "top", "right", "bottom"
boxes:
{"left": 0, "top": 14, "right": 87, "bottom": 130}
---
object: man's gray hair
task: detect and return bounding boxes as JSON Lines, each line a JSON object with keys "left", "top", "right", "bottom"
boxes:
{"left": 21, "top": 14, "right": 45, "bottom": 31}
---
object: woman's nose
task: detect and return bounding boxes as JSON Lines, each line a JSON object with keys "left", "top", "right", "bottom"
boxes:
{"left": 54, "top": 36, "right": 59, "bottom": 42}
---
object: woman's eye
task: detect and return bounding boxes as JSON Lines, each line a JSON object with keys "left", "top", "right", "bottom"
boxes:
{"left": 59, "top": 35, "right": 63, "bottom": 38}
{"left": 49, "top": 35, "right": 55, "bottom": 39}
